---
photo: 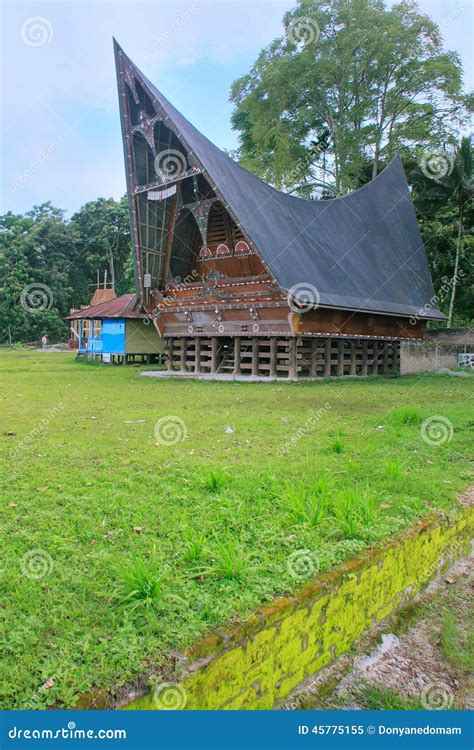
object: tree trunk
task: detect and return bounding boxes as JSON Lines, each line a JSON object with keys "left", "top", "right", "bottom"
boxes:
{"left": 447, "top": 203, "right": 464, "bottom": 328}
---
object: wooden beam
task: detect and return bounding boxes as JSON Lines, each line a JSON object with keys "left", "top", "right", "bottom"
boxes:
{"left": 234, "top": 337, "right": 241, "bottom": 375}
{"left": 350, "top": 341, "right": 357, "bottom": 375}
{"left": 361, "top": 340, "right": 368, "bottom": 375}
{"left": 270, "top": 337, "right": 277, "bottom": 377}
{"left": 211, "top": 337, "right": 218, "bottom": 374}
{"left": 383, "top": 341, "right": 390, "bottom": 375}
{"left": 288, "top": 337, "right": 297, "bottom": 379}
{"left": 310, "top": 338, "right": 318, "bottom": 378}
{"left": 180, "top": 337, "right": 187, "bottom": 372}
{"left": 194, "top": 337, "right": 201, "bottom": 374}
{"left": 251, "top": 337, "right": 259, "bottom": 376}
{"left": 165, "top": 339, "right": 173, "bottom": 371}
{"left": 337, "top": 339, "right": 344, "bottom": 377}
{"left": 324, "top": 338, "right": 331, "bottom": 378}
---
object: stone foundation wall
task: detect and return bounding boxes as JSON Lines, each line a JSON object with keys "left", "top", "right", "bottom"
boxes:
{"left": 125, "top": 505, "right": 473, "bottom": 710}
{"left": 400, "top": 339, "right": 467, "bottom": 375}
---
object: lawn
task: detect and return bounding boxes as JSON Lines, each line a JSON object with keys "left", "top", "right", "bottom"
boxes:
{"left": 0, "top": 349, "right": 472, "bottom": 709}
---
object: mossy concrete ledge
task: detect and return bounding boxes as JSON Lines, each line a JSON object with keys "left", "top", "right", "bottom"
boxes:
{"left": 124, "top": 504, "right": 473, "bottom": 710}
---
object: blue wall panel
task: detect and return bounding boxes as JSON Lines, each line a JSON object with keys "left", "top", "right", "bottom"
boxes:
{"left": 79, "top": 319, "right": 126, "bottom": 354}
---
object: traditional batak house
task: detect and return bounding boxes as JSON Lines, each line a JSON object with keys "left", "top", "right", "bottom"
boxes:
{"left": 104, "top": 41, "right": 445, "bottom": 377}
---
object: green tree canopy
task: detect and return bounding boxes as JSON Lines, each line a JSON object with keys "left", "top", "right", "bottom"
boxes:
{"left": 230, "top": 0, "right": 470, "bottom": 195}
{"left": 0, "top": 197, "right": 133, "bottom": 344}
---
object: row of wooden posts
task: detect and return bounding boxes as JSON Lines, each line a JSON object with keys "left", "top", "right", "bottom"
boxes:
{"left": 163, "top": 336, "right": 400, "bottom": 378}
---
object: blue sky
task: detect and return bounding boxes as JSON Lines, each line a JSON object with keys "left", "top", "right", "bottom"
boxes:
{"left": 1, "top": 0, "right": 472, "bottom": 217}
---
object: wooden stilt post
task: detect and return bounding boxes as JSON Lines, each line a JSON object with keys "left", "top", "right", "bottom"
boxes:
{"left": 194, "top": 337, "right": 201, "bottom": 375}
{"left": 310, "top": 338, "right": 318, "bottom": 378}
{"left": 361, "top": 340, "right": 368, "bottom": 375}
{"left": 350, "top": 341, "right": 357, "bottom": 375}
{"left": 234, "top": 337, "right": 241, "bottom": 375}
{"left": 270, "top": 337, "right": 277, "bottom": 378}
{"left": 251, "top": 337, "right": 259, "bottom": 376}
{"left": 288, "top": 337, "right": 297, "bottom": 379}
{"left": 165, "top": 339, "right": 173, "bottom": 371}
{"left": 324, "top": 338, "right": 331, "bottom": 378}
{"left": 373, "top": 341, "right": 381, "bottom": 375}
{"left": 180, "top": 337, "right": 187, "bottom": 372}
{"left": 382, "top": 341, "right": 390, "bottom": 375}
{"left": 337, "top": 339, "right": 344, "bottom": 377}
{"left": 211, "top": 337, "right": 218, "bottom": 374}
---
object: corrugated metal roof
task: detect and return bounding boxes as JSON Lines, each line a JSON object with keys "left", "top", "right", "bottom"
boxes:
{"left": 66, "top": 293, "right": 142, "bottom": 320}
{"left": 115, "top": 40, "right": 445, "bottom": 321}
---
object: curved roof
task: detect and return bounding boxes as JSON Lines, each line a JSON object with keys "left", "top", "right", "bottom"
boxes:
{"left": 115, "top": 41, "right": 444, "bottom": 321}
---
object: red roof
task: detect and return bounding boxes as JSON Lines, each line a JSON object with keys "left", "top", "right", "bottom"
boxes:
{"left": 65, "top": 294, "right": 143, "bottom": 320}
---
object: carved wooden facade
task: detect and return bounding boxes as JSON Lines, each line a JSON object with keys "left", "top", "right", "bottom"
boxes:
{"left": 113, "top": 40, "right": 444, "bottom": 379}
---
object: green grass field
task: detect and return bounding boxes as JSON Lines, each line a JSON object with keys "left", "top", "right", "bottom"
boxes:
{"left": 0, "top": 349, "right": 472, "bottom": 708}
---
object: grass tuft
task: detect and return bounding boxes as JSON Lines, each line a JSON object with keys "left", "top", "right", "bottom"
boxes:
{"left": 285, "top": 478, "right": 328, "bottom": 527}
{"left": 389, "top": 406, "right": 423, "bottom": 425}
{"left": 330, "top": 437, "right": 345, "bottom": 454}
{"left": 183, "top": 530, "right": 207, "bottom": 565}
{"left": 358, "top": 683, "right": 425, "bottom": 710}
{"left": 213, "top": 537, "right": 250, "bottom": 581}
{"left": 117, "top": 559, "right": 165, "bottom": 610}
{"left": 441, "top": 611, "right": 474, "bottom": 672}
{"left": 204, "top": 468, "right": 229, "bottom": 493}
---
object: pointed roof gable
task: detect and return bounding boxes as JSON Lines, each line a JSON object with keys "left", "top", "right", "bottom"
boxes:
{"left": 114, "top": 40, "right": 444, "bottom": 321}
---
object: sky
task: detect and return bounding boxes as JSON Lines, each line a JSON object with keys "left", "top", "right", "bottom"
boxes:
{"left": 1, "top": 0, "right": 472, "bottom": 217}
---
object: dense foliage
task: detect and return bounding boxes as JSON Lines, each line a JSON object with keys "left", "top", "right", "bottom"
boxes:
{"left": 0, "top": 198, "right": 134, "bottom": 344}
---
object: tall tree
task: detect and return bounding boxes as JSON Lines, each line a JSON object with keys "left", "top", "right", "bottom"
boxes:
{"left": 69, "top": 197, "right": 132, "bottom": 301}
{"left": 230, "top": 0, "right": 469, "bottom": 195}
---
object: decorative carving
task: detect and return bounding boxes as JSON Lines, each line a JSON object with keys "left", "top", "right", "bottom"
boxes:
{"left": 131, "top": 111, "right": 160, "bottom": 153}
{"left": 121, "top": 57, "right": 140, "bottom": 104}
{"left": 196, "top": 285, "right": 227, "bottom": 300}
{"left": 249, "top": 306, "right": 259, "bottom": 321}
{"left": 205, "top": 269, "right": 227, "bottom": 281}
{"left": 216, "top": 243, "right": 230, "bottom": 256}
{"left": 235, "top": 240, "right": 251, "bottom": 254}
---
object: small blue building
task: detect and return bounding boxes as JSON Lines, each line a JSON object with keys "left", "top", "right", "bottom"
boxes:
{"left": 66, "top": 293, "right": 163, "bottom": 364}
